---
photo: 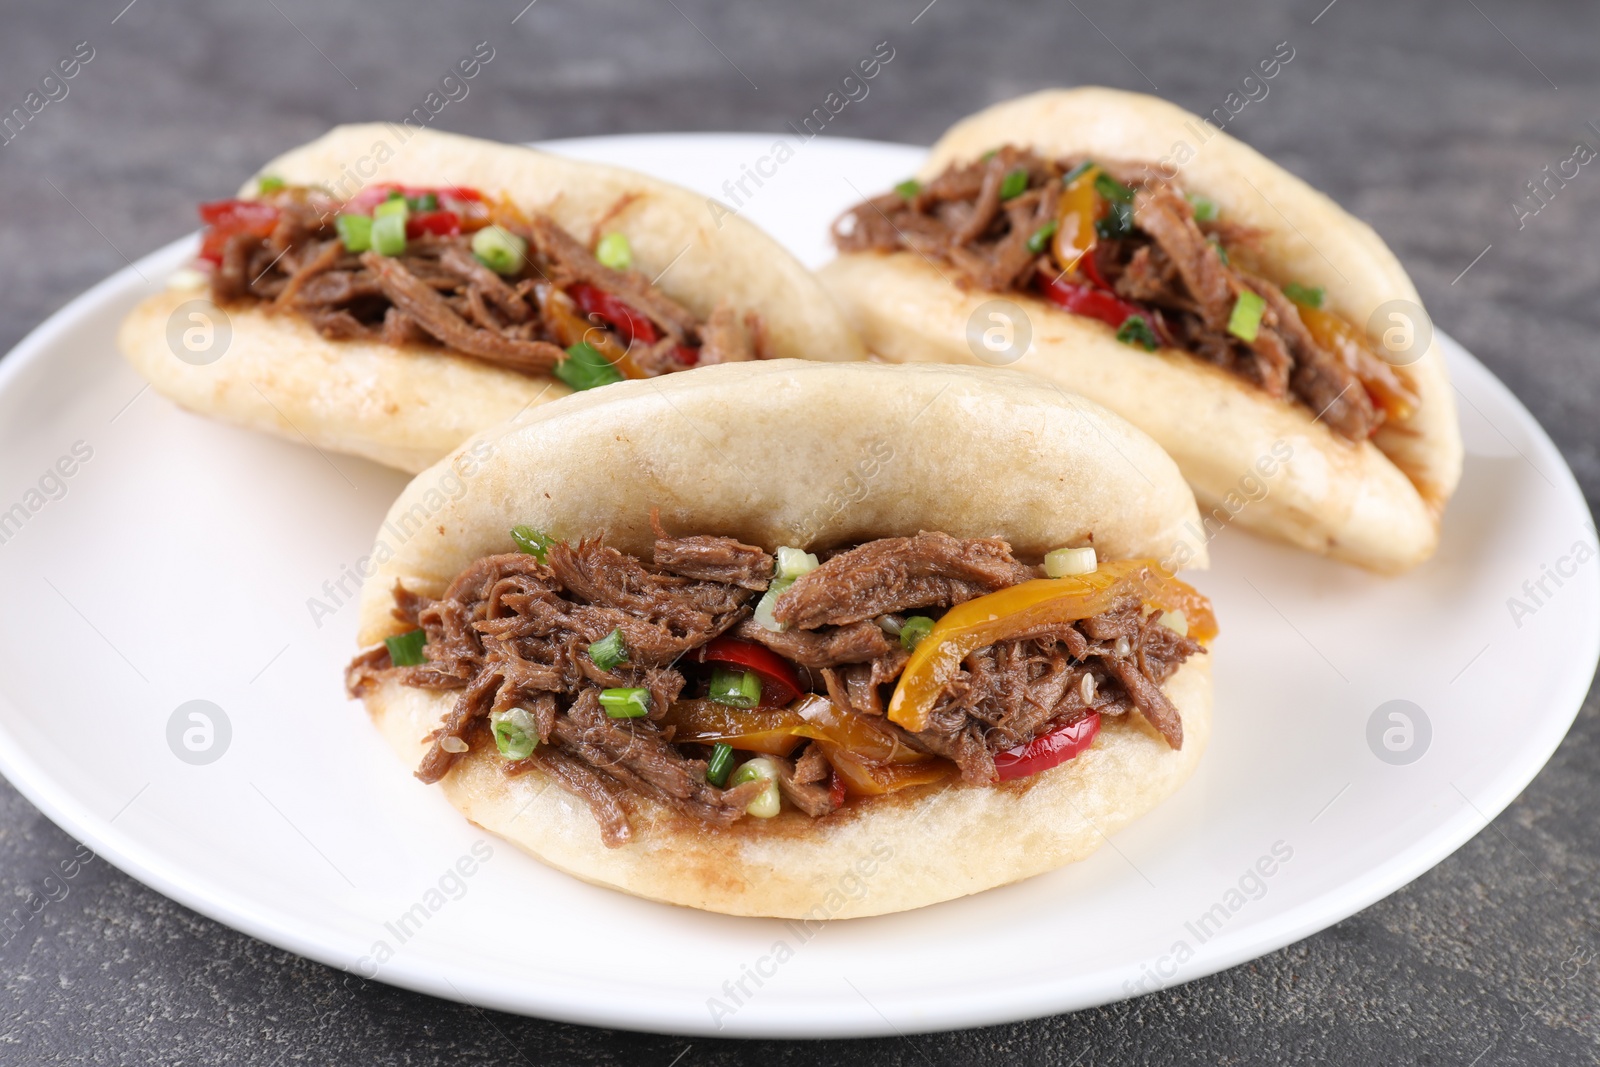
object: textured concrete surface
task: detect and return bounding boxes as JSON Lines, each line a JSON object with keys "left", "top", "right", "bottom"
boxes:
{"left": 1, "top": 0, "right": 1597, "bottom": 1062}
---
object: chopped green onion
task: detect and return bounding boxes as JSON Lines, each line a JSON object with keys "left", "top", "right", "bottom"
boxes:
{"left": 999, "top": 167, "right": 1029, "bottom": 200}
{"left": 1210, "top": 238, "right": 1230, "bottom": 265}
{"left": 409, "top": 191, "right": 439, "bottom": 212}
{"left": 705, "top": 742, "right": 736, "bottom": 787}
{"left": 1093, "top": 172, "right": 1136, "bottom": 203}
{"left": 588, "top": 628, "right": 629, "bottom": 671}
{"left": 1228, "top": 290, "right": 1266, "bottom": 343}
{"left": 774, "top": 546, "right": 820, "bottom": 581}
{"left": 1115, "top": 314, "right": 1159, "bottom": 351}
{"left": 1027, "top": 220, "right": 1059, "bottom": 254}
{"left": 471, "top": 225, "right": 527, "bottom": 275}
{"left": 384, "top": 629, "right": 428, "bottom": 666}
{"left": 1187, "top": 194, "right": 1219, "bottom": 222}
{"left": 1045, "top": 545, "right": 1098, "bottom": 577}
{"left": 554, "top": 341, "right": 625, "bottom": 391}
{"left": 1157, "top": 610, "right": 1189, "bottom": 637}
{"left": 731, "top": 757, "right": 781, "bottom": 818}
{"left": 899, "top": 615, "right": 934, "bottom": 651}
{"left": 894, "top": 179, "right": 922, "bottom": 199}
{"left": 490, "top": 707, "right": 539, "bottom": 760}
{"left": 709, "top": 667, "right": 762, "bottom": 709}
{"left": 754, "top": 577, "right": 794, "bottom": 632}
{"left": 373, "top": 196, "right": 409, "bottom": 219}
{"left": 980, "top": 149, "right": 999, "bottom": 162}
{"left": 599, "top": 687, "right": 652, "bottom": 719}
{"left": 1283, "top": 283, "right": 1325, "bottom": 309}
{"left": 595, "top": 232, "right": 632, "bottom": 271}
{"left": 385, "top": 189, "right": 405, "bottom": 202}
{"left": 257, "top": 175, "right": 285, "bottom": 194}
{"left": 334, "top": 214, "right": 372, "bottom": 253}
{"left": 510, "top": 524, "right": 554, "bottom": 561}
{"left": 1094, "top": 200, "right": 1134, "bottom": 240}
{"left": 371, "top": 212, "right": 407, "bottom": 257}
{"left": 1063, "top": 159, "right": 1097, "bottom": 183}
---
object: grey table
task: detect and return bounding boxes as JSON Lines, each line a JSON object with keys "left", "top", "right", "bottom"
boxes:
{"left": 2, "top": 0, "right": 1597, "bottom": 1062}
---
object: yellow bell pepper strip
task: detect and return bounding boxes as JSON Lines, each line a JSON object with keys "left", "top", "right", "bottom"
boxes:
{"left": 1051, "top": 163, "right": 1103, "bottom": 274}
{"left": 819, "top": 741, "right": 953, "bottom": 796}
{"left": 657, "top": 700, "right": 818, "bottom": 757}
{"left": 794, "top": 695, "right": 929, "bottom": 765}
{"left": 452, "top": 193, "right": 494, "bottom": 232}
{"left": 1298, "top": 305, "right": 1420, "bottom": 423}
{"left": 887, "top": 559, "right": 1216, "bottom": 733}
{"left": 488, "top": 192, "right": 531, "bottom": 230}
{"left": 660, "top": 693, "right": 937, "bottom": 766}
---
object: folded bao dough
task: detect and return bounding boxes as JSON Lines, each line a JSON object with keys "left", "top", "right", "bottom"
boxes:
{"left": 353, "top": 360, "right": 1212, "bottom": 917}
{"left": 820, "top": 87, "right": 1463, "bottom": 573}
{"left": 119, "top": 123, "right": 866, "bottom": 473}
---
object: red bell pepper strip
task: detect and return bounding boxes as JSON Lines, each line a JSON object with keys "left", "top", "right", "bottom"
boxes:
{"left": 197, "top": 199, "right": 281, "bottom": 264}
{"left": 406, "top": 210, "right": 461, "bottom": 238}
{"left": 344, "top": 185, "right": 486, "bottom": 216}
{"left": 568, "top": 285, "right": 700, "bottom": 365}
{"left": 1037, "top": 275, "right": 1174, "bottom": 349}
{"left": 568, "top": 282, "right": 659, "bottom": 346}
{"left": 695, "top": 636, "right": 803, "bottom": 707}
{"left": 342, "top": 184, "right": 405, "bottom": 216}
{"left": 1037, "top": 275, "right": 1148, "bottom": 332}
{"left": 1040, "top": 241, "right": 1182, "bottom": 349}
{"left": 992, "top": 712, "right": 1101, "bottom": 782}
{"left": 198, "top": 199, "right": 278, "bottom": 228}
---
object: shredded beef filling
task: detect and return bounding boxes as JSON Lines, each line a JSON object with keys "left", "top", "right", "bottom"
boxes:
{"left": 346, "top": 525, "right": 1205, "bottom": 844}
{"left": 833, "top": 146, "right": 1419, "bottom": 443}
{"left": 771, "top": 531, "right": 1038, "bottom": 628}
{"left": 208, "top": 186, "right": 759, "bottom": 378}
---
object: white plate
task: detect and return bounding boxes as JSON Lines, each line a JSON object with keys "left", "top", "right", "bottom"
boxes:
{"left": 0, "top": 135, "right": 1593, "bottom": 1039}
